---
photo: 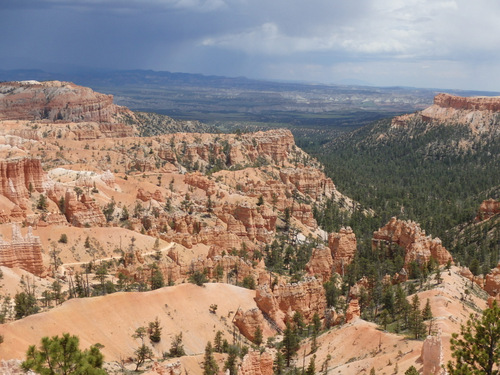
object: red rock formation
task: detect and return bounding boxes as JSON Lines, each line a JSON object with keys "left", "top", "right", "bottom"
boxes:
{"left": 238, "top": 350, "right": 274, "bottom": 375}
{"left": 291, "top": 203, "right": 317, "bottom": 228}
{"left": 64, "top": 191, "right": 106, "bottom": 227}
{"left": 488, "top": 295, "right": 500, "bottom": 308}
{"left": 392, "top": 93, "right": 500, "bottom": 132}
{"left": 306, "top": 247, "right": 334, "bottom": 281}
{"left": 0, "top": 81, "right": 135, "bottom": 126}
{"left": 0, "top": 224, "right": 44, "bottom": 276}
{"left": 458, "top": 267, "right": 484, "bottom": 288}
{"left": 255, "top": 277, "right": 327, "bottom": 330}
{"left": 484, "top": 264, "right": 500, "bottom": 296}
{"left": 372, "top": 217, "right": 453, "bottom": 267}
{"left": 279, "top": 167, "right": 335, "bottom": 200}
{"left": 184, "top": 172, "right": 216, "bottom": 196}
{"left": 37, "top": 212, "right": 68, "bottom": 227}
{"left": 232, "top": 202, "right": 276, "bottom": 243}
{"left": 137, "top": 188, "right": 164, "bottom": 202}
{"left": 329, "top": 227, "right": 357, "bottom": 276}
{"left": 421, "top": 331, "right": 444, "bottom": 375}
{"left": 9, "top": 205, "right": 26, "bottom": 222}
{"left": 158, "top": 145, "right": 177, "bottom": 163}
{"left": 233, "top": 307, "right": 276, "bottom": 342}
{"left": 349, "top": 277, "right": 370, "bottom": 299}
{"left": 0, "top": 158, "right": 47, "bottom": 206}
{"left": 345, "top": 298, "right": 361, "bottom": 323}
{"left": 243, "top": 129, "right": 295, "bottom": 163}
{"left": 475, "top": 199, "right": 500, "bottom": 222}
{"left": 433, "top": 93, "right": 500, "bottom": 112}
{"left": 306, "top": 227, "right": 356, "bottom": 280}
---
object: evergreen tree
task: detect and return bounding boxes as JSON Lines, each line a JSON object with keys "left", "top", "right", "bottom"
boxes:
{"left": 409, "top": 295, "right": 426, "bottom": 339}
{"left": 435, "top": 267, "right": 443, "bottom": 284}
{"left": 150, "top": 264, "right": 164, "bottom": 290}
{"left": 292, "top": 311, "right": 306, "bottom": 336}
{"left": 214, "top": 330, "right": 223, "bottom": 353}
{"left": 311, "top": 312, "right": 321, "bottom": 352}
{"left": 120, "top": 206, "right": 129, "bottom": 221}
{"left": 324, "top": 274, "right": 340, "bottom": 308}
{"left": 36, "top": 194, "right": 48, "bottom": 210}
{"left": 447, "top": 302, "right": 500, "bottom": 374}
{"left": 274, "top": 351, "right": 285, "bottom": 375}
{"left": 14, "top": 291, "right": 39, "bottom": 319}
{"left": 148, "top": 317, "right": 162, "bottom": 343}
{"left": 169, "top": 333, "right": 186, "bottom": 357}
{"left": 203, "top": 341, "right": 219, "bottom": 375}
{"left": 405, "top": 366, "right": 419, "bottom": 375}
{"left": 22, "top": 333, "right": 106, "bottom": 375}
{"left": 305, "top": 355, "right": 316, "bottom": 375}
{"left": 224, "top": 346, "right": 238, "bottom": 375}
{"left": 282, "top": 321, "right": 300, "bottom": 367}
{"left": 253, "top": 325, "right": 263, "bottom": 347}
{"left": 422, "top": 298, "right": 433, "bottom": 321}
{"left": 134, "top": 344, "right": 153, "bottom": 371}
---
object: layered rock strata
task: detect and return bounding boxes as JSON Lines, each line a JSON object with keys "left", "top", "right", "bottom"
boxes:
{"left": 0, "top": 80, "right": 134, "bottom": 125}
{"left": 392, "top": 93, "right": 500, "bottom": 133}
{"left": 64, "top": 191, "right": 106, "bottom": 227}
{"left": 233, "top": 307, "right": 276, "bottom": 342}
{"left": 238, "top": 350, "right": 274, "bottom": 375}
{"left": 255, "top": 277, "right": 327, "bottom": 330}
{"left": 329, "top": 227, "right": 357, "bottom": 276}
{"left": 372, "top": 217, "right": 453, "bottom": 267}
{"left": 0, "top": 223, "right": 44, "bottom": 276}
{"left": 0, "top": 158, "right": 47, "bottom": 207}
{"left": 475, "top": 199, "right": 500, "bottom": 222}
{"left": 484, "top": 264, "right": 500, "bottom": 296}
{"left": 306, "top": 227, "right": 357, "bottom": 280}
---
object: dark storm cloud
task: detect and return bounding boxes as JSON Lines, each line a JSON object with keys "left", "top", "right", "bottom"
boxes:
{"left": 1, "top": 0, "right": 500, "bottom": 90}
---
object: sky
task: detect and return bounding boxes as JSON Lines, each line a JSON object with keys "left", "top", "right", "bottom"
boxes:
{"left": 1, "top": 0, "right": 500, "bottom": 91}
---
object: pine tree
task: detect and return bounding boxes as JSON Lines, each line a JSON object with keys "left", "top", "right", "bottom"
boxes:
{"left": 214, "top": 330, "right": 223, "bottom": 353}
{"left": 22, "top": 333, "right": 105, "bottom": 375}
{"left": 254, "top": 325, "right": 263, "bottom": 347}
{"left": 447, "top": 302, "right": 500, "bottom": 374}
{"left": 150, "top": 264, "right": 164, "bottom": 290}
{"left": 422, "top": 298, "right": 433, "bottom": 320}
{"left": 435, "top": 267, "right": 442, "bottom": 284}
{"left": 409, "top": 295, "right": 426, "bottom": 339}
{"left": 305, "top": 355, "right": 316, "bottom": 375}
{"left": 224, "top": 346, "right": 238, "bottom": 375}
{"left": 203, "top": 341, "right": 219, "bottom": 375}
{"left": 282, "top": 321, "right": 300, "bottom": 367}
{"left": 274, "top": 351, "right": 285, "bottom": 375}
{"left": 134, "top": 344, "right": 153, "bottom": 371}
{"left": 148, "top": 317, "right": 162, "bottom": 343}
{"left": 405, "top": 366, "right": 419, "bottom": 375}
{"left": 169, "top": 332, "right": 186, "bottom": 357}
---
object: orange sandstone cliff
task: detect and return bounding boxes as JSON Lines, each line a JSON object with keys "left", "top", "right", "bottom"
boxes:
{"left": 372, "top": 217, "right": 453, "bottom": 267}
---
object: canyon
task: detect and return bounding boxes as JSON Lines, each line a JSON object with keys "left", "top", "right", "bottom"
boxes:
{"left": 0, "top": 82, "right": 497, "bottom": 375}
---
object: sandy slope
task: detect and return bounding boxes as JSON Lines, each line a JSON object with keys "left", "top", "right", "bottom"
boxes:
{"left": 0, "top": 283, "right": 256, "bottom": 362}
{"left": 0, "top": 266, "right": 489, "bottom": 375}
{"left": 297, "top": 267, "right": 488, "bottom": 375}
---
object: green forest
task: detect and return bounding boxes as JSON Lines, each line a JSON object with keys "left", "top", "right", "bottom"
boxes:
{"left": 301, "top": 117, "right": 500, "bottom": 271}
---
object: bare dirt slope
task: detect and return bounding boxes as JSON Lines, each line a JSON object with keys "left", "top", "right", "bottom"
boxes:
{"left": 297, "top": 267, "right": 487, "bottom": 375}
{"left": 0, "top": 283, "right": 255, "bottom": 362}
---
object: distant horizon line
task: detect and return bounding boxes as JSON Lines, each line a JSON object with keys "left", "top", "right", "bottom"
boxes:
{"left": 1, "top": 67, "right": 500, "bottom": 96}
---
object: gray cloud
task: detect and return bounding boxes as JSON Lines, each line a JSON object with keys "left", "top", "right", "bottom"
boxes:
{"left": 1, "top": 0, "right": 499, "bottom": 90}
